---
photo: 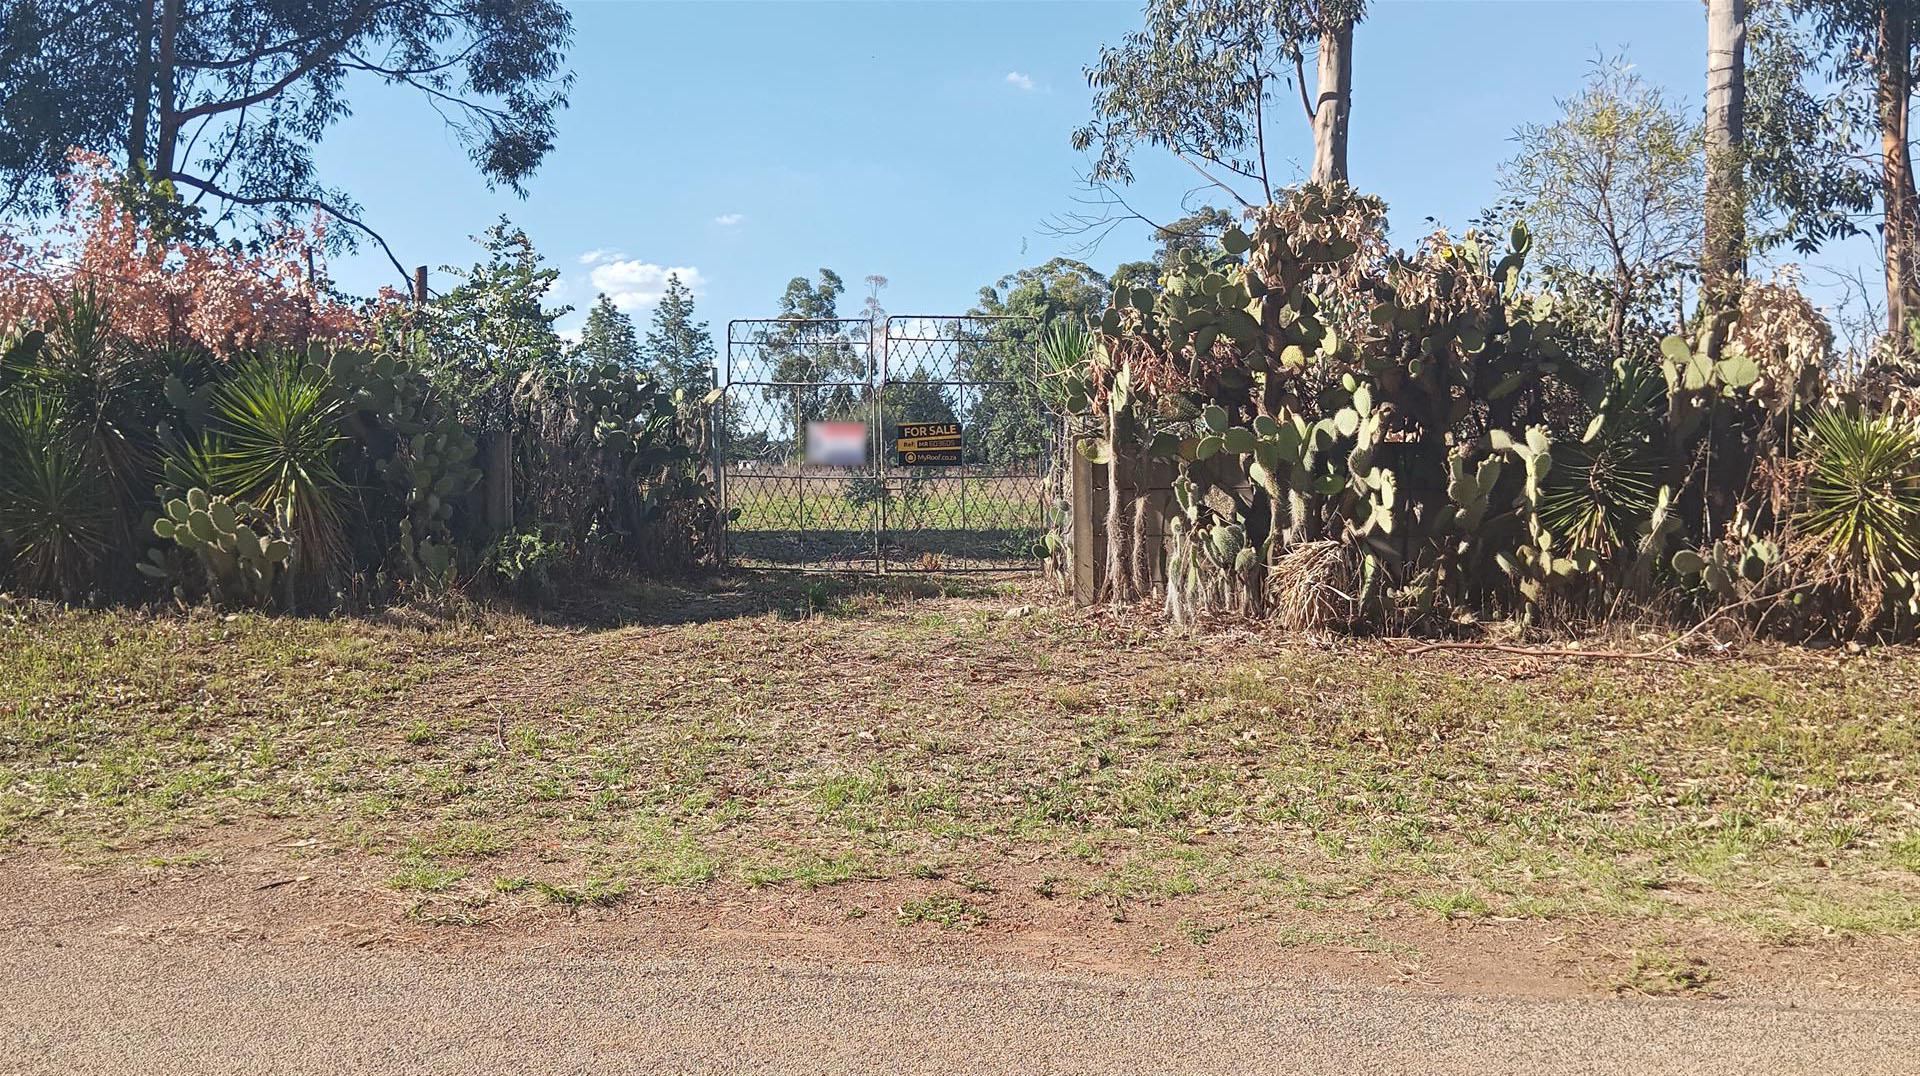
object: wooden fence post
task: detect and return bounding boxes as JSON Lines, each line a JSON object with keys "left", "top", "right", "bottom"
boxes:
{"left": 483, "top": 431, "right": 513, "bottom": 535}
{"left": 1070, "top": 446, "right": 1176, "bottom": 605}
{"left": 1071, "top": 448, "right": 1104, "bottom": 605}
{"left": 412, "top": 265, "right": 428, "bottom": 306}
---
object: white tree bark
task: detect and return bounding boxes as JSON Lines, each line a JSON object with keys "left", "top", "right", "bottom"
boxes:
{"left": 1309, "top": 21, "right": 1354, "bottom": 186}
{"left": 1703, "top": 0, "right": 1747, "bottom": 356}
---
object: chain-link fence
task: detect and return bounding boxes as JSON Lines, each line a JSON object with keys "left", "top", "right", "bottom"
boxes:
{"left": 716, "top": 315, "right": 1055, "bottom": 572}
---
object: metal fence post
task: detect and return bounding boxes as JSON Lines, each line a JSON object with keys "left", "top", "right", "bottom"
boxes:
{"left": 710, "top": 365, "right": 727, "bottom": 566}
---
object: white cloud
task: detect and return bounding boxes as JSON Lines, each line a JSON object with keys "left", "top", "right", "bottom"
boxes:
{"left": 588, "top": 260, "right": 705, "bottom": 312}
{"left": 714, "top": 213, "right": 745, "bottom": 227}
{"left": 1005, "top": 71, "right": 1036, "bottom": 92}
{"left": 578, "top": 248, "right": 622, "bottom": 266}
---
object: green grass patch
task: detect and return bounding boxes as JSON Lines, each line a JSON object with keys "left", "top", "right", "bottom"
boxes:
{"left": 5, "top": 582, "right": 1920, "bottom": 940}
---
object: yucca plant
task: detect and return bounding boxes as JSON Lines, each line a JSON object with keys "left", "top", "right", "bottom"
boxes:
{"left": 1795, "top": 408, "right": 1920, "bottom": 577}
{"left": 208, "top": 351, "right": 349, "bottom": 588}
{"left": 24, "top": 287, "right": 159, "bottom": 509}
{"left": 157, "top": 429, "right": 226, "bottom": 495}
{"left": 1033, "top": 318, "right": 1094, "bottom": 418}
{"left": 1538, "top": 358, "right": 1666, "bottom": 555}
{"left": 0, "top": 391, "right": 111, "bottom": 598}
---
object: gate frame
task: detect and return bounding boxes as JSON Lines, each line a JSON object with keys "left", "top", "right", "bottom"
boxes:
{"left": 718, "top": 317, "right": 879, "bottom": 572}
{"left": 716, "top": 313, "right": 1054, "bottom": 573}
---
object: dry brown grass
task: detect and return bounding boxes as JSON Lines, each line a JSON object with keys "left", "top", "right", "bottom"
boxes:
{"left": 4, "top": 574, "right": 1919, "bottom": 943}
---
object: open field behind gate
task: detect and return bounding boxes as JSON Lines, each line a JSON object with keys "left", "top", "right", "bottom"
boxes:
{"left": 723, "top": 470, "right": 1051, "bottom": 571}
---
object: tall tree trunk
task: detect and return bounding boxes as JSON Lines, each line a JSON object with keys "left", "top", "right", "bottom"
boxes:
{"left": 1703, "top": 0, "right": 1747, "bottom": 359}
{"left": 1309, "top": 20, "right": 1354, "bottom": 186}
{"left": 1608, "top": 257, "right": 1631, "bottom": 359}
{"left": 1879, "top": 6, "right": 1919, "bottom": 338}
{"left": 152, "top": 0, "right": 181, "bottom": 180}
{"left": 127, "top": 0, "right": 156, "bottom": 169}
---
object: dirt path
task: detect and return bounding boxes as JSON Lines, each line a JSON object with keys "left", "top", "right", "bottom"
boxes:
{"left": 3, "top": 854, "right": 1919, "bottom": 1074}
{"left": 5, "top": 931, "right": 1918, "bottom": 1076}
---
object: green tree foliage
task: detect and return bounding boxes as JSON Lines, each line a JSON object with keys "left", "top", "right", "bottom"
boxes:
{"left": 1498, "top": 58, "right": 1703, "bottom": 357}
{"left": 1154, "top": 206, "right": 1239, "bottom": 265}
{"left": 1743, "top": 6, "right": 1877, "bottom": 257}
{"left": 1114, "top": 206, "right": 1247, "bottom": 294}
{"left": 1784, "top": 0, "right": 1920, "bottom": 336}
{"left": 974, "top": 259, "right": 1110, "bottom": 327}
{"left": 0, "top": 0, "right": 574, "bottom": 275}
{"left": 416, "top": 218, "right": 570, "bottom": 431}
{"left": 968, "top": 259, "right": 1111, "bottom": 466}
{"left": 879, "top": 365, "right": 961, "bottom": 454}
{"left": 1074, "top": 0, "right": 1366, "bottom": 204}
{"left": 757, "top": 269, "right": 865, "bottom": 451}
{"left": 575, "top": 294, "right": 643, "bottom": 373}
{"left": 643, "top": 273, "right": 717, "bottom": 396}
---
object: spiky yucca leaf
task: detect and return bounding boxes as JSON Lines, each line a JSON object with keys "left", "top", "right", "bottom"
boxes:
{"left": 1034, "top": 319, "right": 1094, "bottom": 415}
{"left": 0, "top": 391, "right": 111, "bottom": 597}
{"left": 12, "top": 287, "right": 162, "bottom": 524}
{"left": 1796, "top": 408, "right": 1920, "bottom": 577}
{"left": 158, "top": 429, "right": 226, "bottom": 497}
{"left": 1539, "top": 359, "right": 1665, "bottom": 554}
{"left": 209, "top": 352, "right": 348, "bottom": 584}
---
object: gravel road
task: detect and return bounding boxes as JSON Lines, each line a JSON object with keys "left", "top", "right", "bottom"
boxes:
{"left": 3, "top": 937, "right": 1916, "bottom": 1075}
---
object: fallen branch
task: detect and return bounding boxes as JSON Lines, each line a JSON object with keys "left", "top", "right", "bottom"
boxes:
{"left": 1402, "top": 572, "right": 1851, "bottom": 666}
{"left": 1400, "top": 640, "right": 1693, "bottom": 665}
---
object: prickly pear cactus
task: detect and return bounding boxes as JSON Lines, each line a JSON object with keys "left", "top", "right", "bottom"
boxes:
{"left": 1669, "top": 508, "right": 1781, "bottom": 601}
{"left": 329, "top": 347, "right": 480, "bottom": 588}
{"left": 144, "top": 487, "right": 291, "bottom": 608}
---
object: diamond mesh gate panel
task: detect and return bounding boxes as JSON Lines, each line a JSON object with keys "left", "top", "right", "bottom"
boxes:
{"left": 718, "top": 315, "right": 1053, "bottom": 572}
{"left": 878, "top": 316, "right": 1051, "bottom": 572}
{"left": 720, "top": 319, "right": 879, "bottom": 570}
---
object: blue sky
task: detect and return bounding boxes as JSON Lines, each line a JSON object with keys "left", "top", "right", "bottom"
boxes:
{"left": 311, "top": 1, "right": 1856, "bottom": 346}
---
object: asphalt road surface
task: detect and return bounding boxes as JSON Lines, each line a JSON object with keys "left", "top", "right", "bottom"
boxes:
{"left": 3, "top": 938, "right": 1917, "bottom": 1075}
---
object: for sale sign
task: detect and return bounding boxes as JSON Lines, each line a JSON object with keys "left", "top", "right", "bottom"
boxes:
{"left": 894, "top": 422, "right": 963, "bottom": 466}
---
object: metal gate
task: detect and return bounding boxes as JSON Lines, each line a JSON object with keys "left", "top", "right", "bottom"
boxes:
{"left": 717, "top": 315, "right": 1053, "bottom": 572}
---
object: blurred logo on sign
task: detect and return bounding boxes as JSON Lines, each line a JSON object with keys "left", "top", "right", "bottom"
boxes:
{"left": 806, "top": 422, "right": 868, "bottom": 467}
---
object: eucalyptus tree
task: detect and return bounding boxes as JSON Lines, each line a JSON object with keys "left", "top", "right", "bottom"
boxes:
{"left": 0, "top": 0, "right": 574, "bottom": 282}
{"left": 1703, "top": 0, "right": 1748, "bottom": 358}
{"left": 1789, "top": 0, "right": 1920, "bottom": 336}
{"left": 1073, "top": 0, "right": 1368, "bottom": 209}
{"left": 756, "top": 270, "right": 863, "bottom": 451}
{"left": 1742, "top": 4, "right": 1875, "bottom": 260}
